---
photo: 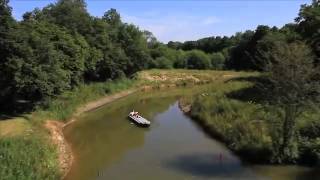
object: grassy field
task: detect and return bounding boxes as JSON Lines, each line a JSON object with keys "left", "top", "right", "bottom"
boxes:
{"left": 135, "top": 69, "right": 253, "bottom": 87}
{"left": 0, "top": 134, "right": 60, "bottom": 180}
{"left": 1, "top": 69, "right": 254, "bottom": 180}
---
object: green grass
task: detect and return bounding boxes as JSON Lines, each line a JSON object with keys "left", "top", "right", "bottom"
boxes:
{"left": 0, "top": 118, "right": 31, "bottom": 137}
{"left": 0, "top": 134, "right": 60, "bottom": 180}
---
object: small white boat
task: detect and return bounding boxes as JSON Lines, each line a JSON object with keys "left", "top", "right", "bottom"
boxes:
{"left": 128, "top": 110, "right": 150, "bottom": 127}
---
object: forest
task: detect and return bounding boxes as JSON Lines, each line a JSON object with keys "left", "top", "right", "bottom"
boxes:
{"left": 0, "top": 0, "right": 320, "bottom": 179}
{"left": 0, "top": 0, "right": 319, "bottom": 112}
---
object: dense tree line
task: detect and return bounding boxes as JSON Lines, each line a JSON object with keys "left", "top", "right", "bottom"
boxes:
{"left": 166, "top": 1, "right": 320, "bottom": 72}
{"left": 0, "top": 0, "right": 153, "bottom": 111}
{"left": 1, "top": 0, "right": 319, "bottom": 113}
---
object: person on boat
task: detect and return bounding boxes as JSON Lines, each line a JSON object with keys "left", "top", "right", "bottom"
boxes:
{"left": 130, "top": 110, "right": 139, "bottom": 117}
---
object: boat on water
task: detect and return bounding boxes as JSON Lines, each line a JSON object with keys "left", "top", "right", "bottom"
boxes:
{"left": 128, "top": 110, "right": 150, "bottom": 127}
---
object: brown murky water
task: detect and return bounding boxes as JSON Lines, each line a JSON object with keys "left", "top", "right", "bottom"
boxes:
{"left": 64, "top": 86, "right": 319, "bottom": 180}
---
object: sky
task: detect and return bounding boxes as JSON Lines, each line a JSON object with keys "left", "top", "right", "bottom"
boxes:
{"left": 9, "top": 0, "right": 311, "bottom": 43}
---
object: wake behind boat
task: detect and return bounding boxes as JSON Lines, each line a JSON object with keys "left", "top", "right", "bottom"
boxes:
{"left": 128, "top": 110, "right": 150, "bottom": 127}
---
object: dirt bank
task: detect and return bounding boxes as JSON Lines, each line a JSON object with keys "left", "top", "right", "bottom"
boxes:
{"left": 44, "top": 120, "right": 73, "bottom": 179}
{"left": 178, "top": 98, "right": 192, "bottom": 114}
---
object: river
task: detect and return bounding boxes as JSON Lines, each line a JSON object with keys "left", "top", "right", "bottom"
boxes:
{"left": 64, "top": 86, "right": 319, "bottom": 180}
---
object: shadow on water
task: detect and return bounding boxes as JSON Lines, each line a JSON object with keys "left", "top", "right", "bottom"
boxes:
{"left": 164, "top": 153, "right": 244, "bottom": 178}
{"left": 251, "top": 165, "right": 320, "bottom": 180}
{"left": 166, "top": 153, "right": 320, "bottom": 180}
{"left": 297, "top": 167, "right": 320, "bottom": 179}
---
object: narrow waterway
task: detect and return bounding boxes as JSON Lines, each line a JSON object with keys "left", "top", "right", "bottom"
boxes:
{"left": 64, "top": 86, "right": 319, "bottom": 180}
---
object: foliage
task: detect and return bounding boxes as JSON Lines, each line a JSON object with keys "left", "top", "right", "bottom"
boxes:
{"left": 154, "top": 57, "right": 173, "bottom": 69}
{"left": 0, "top": 0, "right": 154, "bottom": 112}
{"left": 296, "top": 0, "right": 320, "bottom": 64}
{"left": 2, "top": 0, "right": 319, "bottom": 112}
{"left": 257, "top": 41, "right": 320, "bottom": 163}
{"left": 0, "top": 21, "right": 89, "bottom": 110}
{"left": 185, "top": 50, "right": 211, "bottom": 69}
{"left": 210, "top": 52, "right": 225, "bottom": 70}
{"left": 168, "top": 35, "right": 241, "bottom": 53}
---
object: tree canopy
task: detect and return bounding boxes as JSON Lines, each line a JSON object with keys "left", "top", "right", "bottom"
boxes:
{"left": 1, "top": 0, "right": 319, "bottom": 113}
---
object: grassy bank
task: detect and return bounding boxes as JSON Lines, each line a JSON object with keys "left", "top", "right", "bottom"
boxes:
{"left": 0, "top": 78, "right": 135, "bottom": 179}
{"left": 1, "top": 69, "right": 238, "bottom": 180}
{"left": 184, "top": 76, "right": 320, "bottom": 165}
{"left": 33, "top": 78, "right": 135, "bottom": 122}
{"left": 0, "top": 134, "right": 60, "bottom": 180}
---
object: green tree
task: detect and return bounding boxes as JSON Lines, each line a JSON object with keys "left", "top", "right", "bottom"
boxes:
{"left": 0, "top": 0, "right": 14, "bottom": 30}
{"left": 296, "top": 0, "right": 320, "bottom": 64}
{"left": 38, "top": 0, "right": 92, "bottom": 34}
{"left": 260, "top": 41, "right": 320, "bottom": 163}
{"left": 117, "top": 24, "right": 151, "bottom": 75}
{"left": 143, "top": 30, "right": 159, "bottom": 48}
{"left": 167, "top": 41, "right": 182, "bottom": 50}
{"left": 0, "top": 0, "right": 16, "bottom": 109}
{"left": 2, "top": 21, "right": 89, "bottom": 106}
{"left": 185, "top": 50, "right": 211, "bottom": 69}
{"left": 154, "top": 57, "right": 173, "bottom": 69}
{"left": 103, "top": 8, "right": 121, "bottom": 27}
{"left": 225, "top": 30, "right": 255, "bottom": 70}
{"left": 210, "top": 52, "right": 225, "bottom": 70}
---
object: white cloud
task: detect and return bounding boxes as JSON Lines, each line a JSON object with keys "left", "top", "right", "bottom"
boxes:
{"left": 121, "top": 12, "right": 221, "bottom": 43}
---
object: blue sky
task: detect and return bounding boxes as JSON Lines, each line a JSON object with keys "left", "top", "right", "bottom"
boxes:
{"left": 9, "top": 0, "right": 311, "bottom": 43}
